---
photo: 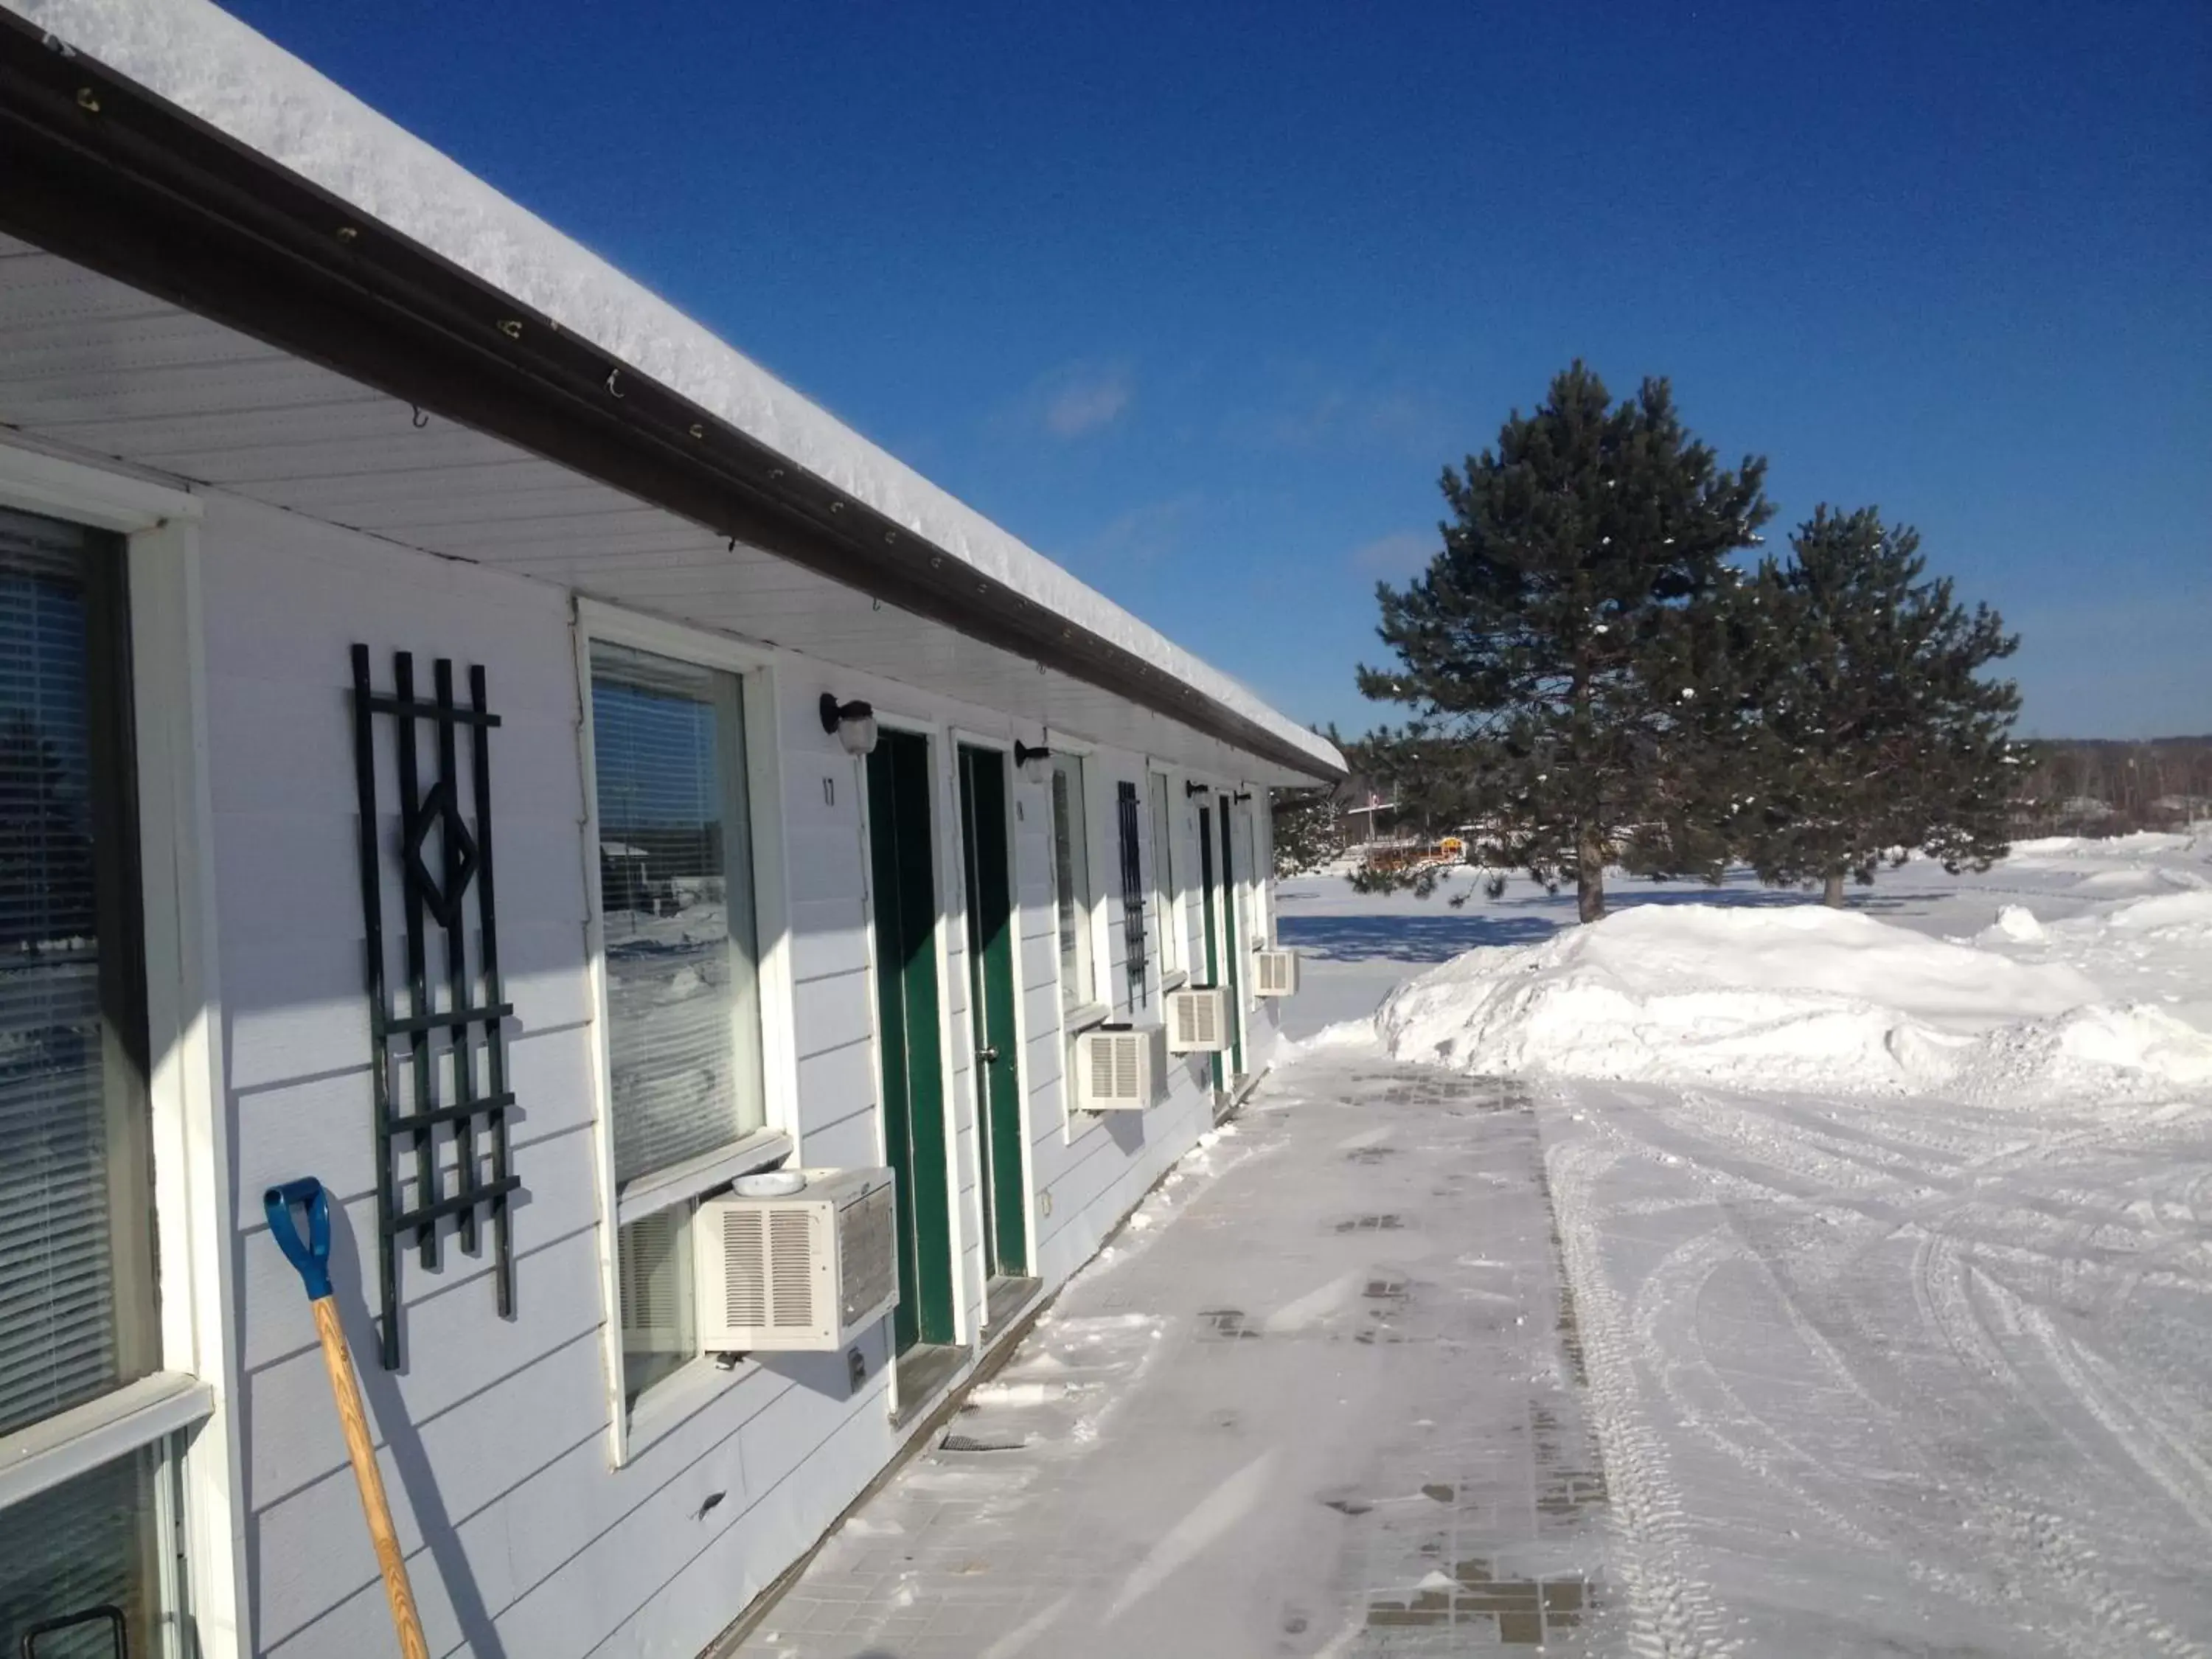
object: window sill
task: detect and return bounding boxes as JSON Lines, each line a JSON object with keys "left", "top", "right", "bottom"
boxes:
{"left": 1062, "top": 1001, "right": 1115, "bottom": 1037}
{"left": 0, "top": 1372, "right": 214, "bottom": 1510}
{"left": 621, "top": 1352, "right": 760, "bottom": 1461}
{"left": 615, "top": 1127, "right": 794, "bottom": 1226}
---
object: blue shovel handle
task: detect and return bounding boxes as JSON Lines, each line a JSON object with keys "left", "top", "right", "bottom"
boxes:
{"left": 265, "top": 1177, "right": 334, "bottom": 1301}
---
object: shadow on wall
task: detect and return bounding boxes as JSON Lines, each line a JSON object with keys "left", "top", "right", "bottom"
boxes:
{"left": 262, "top": 1195, "right": 514, "bottom": 1659}
{"left": 762, "top": 1329, "right": 892, "bottom": 1402}
{"left": 1277, "top": 914, "right": 1558, "bottom": 964}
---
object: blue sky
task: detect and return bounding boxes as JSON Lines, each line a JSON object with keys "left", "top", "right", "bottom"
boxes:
{"left": 229, "top": 0, "right": 2209, "bottom": 739}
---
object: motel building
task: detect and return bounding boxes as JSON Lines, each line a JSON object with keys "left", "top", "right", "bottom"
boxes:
{"left": 0, "top": 4, "right": 1344, "bottom": 1655}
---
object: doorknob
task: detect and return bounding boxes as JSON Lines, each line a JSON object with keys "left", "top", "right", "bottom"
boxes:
{"left": 978, "top": 1046, "right": 1000, "bottom": 1062}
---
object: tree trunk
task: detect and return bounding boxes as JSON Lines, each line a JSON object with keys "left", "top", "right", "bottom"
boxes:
{"left": 1578, "top": 831, "right": 1607, "bottom": 922}
{"left": 1822, "top": 870, "right": 1846, "bottom": 908}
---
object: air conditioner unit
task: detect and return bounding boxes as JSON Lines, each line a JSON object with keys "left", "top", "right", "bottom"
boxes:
{"left": 1074, "top": 1023, "right": 1164, "bottom": 1111}
{"left": 1164, "top": 985, "right": 1232, "bottom": 1054}
{"left": 693, "top": 1168, "right": 898, "bottom": 1352}
{"left": 1252, "top": 947, "right": 1299, "bottom": 997}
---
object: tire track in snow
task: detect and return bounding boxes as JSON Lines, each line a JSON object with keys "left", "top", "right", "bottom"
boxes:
{"left": 1913, "top": 1234, "right": 2212, "bottom": 1659}
{"left": 1573, "top": 1078, "right": 2212, "bottom": 1658}
{"left": 1545, "top": 1129, "right": 1738, "bottom": 1658}
{"left": 2011, "top": 1290, "right": 2212, "bottom": 1542}
{"left": 1627, "top": 1218, "right": 2016, "bottom": 1624}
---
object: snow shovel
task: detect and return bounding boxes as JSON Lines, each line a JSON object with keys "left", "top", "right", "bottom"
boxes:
{"left": 264, "top": 1178, "right": 430, "bottom": 1659}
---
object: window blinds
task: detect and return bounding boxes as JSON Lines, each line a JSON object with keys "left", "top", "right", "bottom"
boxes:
{"left": 1147, "top": 773, "right": 1175, "bottom": 973}
{"left": 0, "top": 1441, "right": 156, "bottom": 1656}
{"left": 589, "top": 643, "right": 765, "bottom": 1187}
{"left": 0, "top": 507, "right": 152, "bottom": 1444}
{"left": 1051, "top": 759, "right": 1092, "bottom": 1009}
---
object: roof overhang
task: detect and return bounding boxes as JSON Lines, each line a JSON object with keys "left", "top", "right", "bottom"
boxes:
{"left": 0, "top": 7, "right": 1343, "bottom": 783}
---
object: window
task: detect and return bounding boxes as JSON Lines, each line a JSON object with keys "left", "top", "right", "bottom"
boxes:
{"left": 1147, "top": 771, "right": 1178, "bottom": 973}
{"left": 1050, "top": 757, "right": 1094, "bottom": 1011}
{"left": 0, "top": 1445, "right": 165, "bottom": 1656}
{"left": 588, "top": 640, "right": 767, "bottom": 1409}
{"left": 1243, "top": 799, "right": 1265, "bottom": 949}
{"left": 0, "top": 504, "right": 167, "bottom": 1656}
{"left": 1115, "top": 781, "right": 1147, "bottom": 1012}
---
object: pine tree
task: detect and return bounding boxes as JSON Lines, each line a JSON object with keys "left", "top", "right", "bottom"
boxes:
{"left": 1356, "top": 363, "right": 1771, "bottom": 921}
{"left": 1270, "top": 784, "right": 1346, "bottom": 876}
{"left": 1736, "top": 506, "right": 2021, "bottom": 904}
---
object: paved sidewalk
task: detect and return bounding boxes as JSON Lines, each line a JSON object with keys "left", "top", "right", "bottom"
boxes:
{"left": 726, "top": 1052, "right": 1612, "bottom": 1658}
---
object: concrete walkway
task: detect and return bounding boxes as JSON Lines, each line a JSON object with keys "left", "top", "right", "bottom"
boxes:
{"left": 724, "top": 1052, "right": 1612, "bottom": 1657}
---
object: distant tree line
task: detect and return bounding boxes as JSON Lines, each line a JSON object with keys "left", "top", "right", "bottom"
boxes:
{"left": 1303, "top": 363, "right": 2032, "bottom": 919}
{"left": 2008, "top": 737, "right": 2212, "bottom": 833}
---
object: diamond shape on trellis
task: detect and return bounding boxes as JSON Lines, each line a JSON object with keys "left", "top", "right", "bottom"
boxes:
{"left": 405, "top": 775, "right": 478, "bottom": 932}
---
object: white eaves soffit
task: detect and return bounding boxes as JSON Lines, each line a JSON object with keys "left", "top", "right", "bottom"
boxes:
{"left": 1, "top": 0, "right": 1342, "bottom": 784}
{"left": 0, "top": 232, "right": 1319, "bottom": 784}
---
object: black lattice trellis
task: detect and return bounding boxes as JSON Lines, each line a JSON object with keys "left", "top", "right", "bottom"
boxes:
{"left": 350, "top": 644, "right": 521, "bottom": 1368}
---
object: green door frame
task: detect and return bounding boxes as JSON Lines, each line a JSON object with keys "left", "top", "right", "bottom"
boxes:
{"left": 1217, "top": 793, "right": 1246, "bottom": 1079}
{"left": 866, "top": 728, "right": 956, "bottom": 1352}
{"left": 957, "top": 745, "right": 1028, "bottom": 1279}
{"left": 1197, "top": 801, "right": 1223, "bottom": 1093}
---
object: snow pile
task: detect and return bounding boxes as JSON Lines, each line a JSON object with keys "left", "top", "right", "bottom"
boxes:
{"left": 1377, "top": 902, "right": 2212, "bottom": 1102}
{"left": 1983, "top": 903, "right": 2046, "bottom": 944}
{"left": 2098, "top": 886, "right": 2212, "bottom": 938}
{"left": 2001, "top": 830, "right": 2211, "bottom": 900}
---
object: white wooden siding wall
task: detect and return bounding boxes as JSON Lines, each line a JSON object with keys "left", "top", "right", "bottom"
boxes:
{"left": 195, "top": 488, "right": 1276, "bottom": 1659}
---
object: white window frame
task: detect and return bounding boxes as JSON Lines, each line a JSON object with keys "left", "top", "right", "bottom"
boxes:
{"left": 1145, "top": 766, "right": 1185, "bottom": 987}
{"left": 574, "top": 600, "right": 799, "bottom": 1462}
{"left": 0, "top": 442, "right": 243, "bottom": 1659}
{"left": 1253, "top": 791, "right": 1279, "bottom": 950}
{"left": 1238, "top": 792, "right": 1266, "bottom": 1009}
{"left": 1046, "top": 744, "right": 1108, "bottom": 1029}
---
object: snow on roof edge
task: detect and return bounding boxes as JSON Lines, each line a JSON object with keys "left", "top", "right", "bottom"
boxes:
{"left": 12, "top": 0, "right": 1342, "bottom": 779}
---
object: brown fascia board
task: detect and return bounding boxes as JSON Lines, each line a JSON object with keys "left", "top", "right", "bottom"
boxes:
{"left": 0, "top": 15, "right": 1341, "bottom": 783}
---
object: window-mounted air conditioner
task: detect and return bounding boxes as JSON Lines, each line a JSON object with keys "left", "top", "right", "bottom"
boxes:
{"left": 1252, "top": 947, "right": 1299, "bottom": 998}
{"left": 1074, "top": 1023, "right": 1165, "bottom": 1111}
{"left": 693, "top": 1168, "right": 898, "bottom": 1352}
{"left": 1164, "top": 985, "right": 1232, "bottom": 1054}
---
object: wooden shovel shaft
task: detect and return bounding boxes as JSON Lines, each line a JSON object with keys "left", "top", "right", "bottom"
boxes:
{"left": 312, "top": 1295, "right": 430, "bottom": 1659}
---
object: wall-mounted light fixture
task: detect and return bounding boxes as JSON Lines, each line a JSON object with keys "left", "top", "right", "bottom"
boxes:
{"left": 1232, "top": 790, "right": 1253, "bottom": 803}
{"left": 1013, "top": 739, "right": 1054, "bottom": 785}
{"left": 1184, "top": 781, "right": 1211, "bottom": 800}
{"left": 818, "top": 694, "right": 879, "bottom": 757}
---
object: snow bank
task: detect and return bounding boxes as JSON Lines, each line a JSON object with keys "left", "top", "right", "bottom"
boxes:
{"left": 1998, "top": 831, "right": 2211, "bottom": 902}
{"left": 2008, "top": 830, "right": 2205, "bottom": 863}
{"left": 2099, "top": 888, "right": 2212, "bottom": 936}
{"left": 1377, "top": 902, "right": 2212, "bottom": 1102}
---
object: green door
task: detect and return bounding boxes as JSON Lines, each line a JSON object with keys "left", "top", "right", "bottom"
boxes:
{"left": 867, "top": 728, "right": 956, "bottom": 1352}
{"left": 1218, "top": 794, "right": 1246, "bottom": 1079}
{"left": 957, "top": 745, "right": 1028, "bottom": 1278}
{"left": 1198, "top": 803, "right": 1223, "bottom": 1093}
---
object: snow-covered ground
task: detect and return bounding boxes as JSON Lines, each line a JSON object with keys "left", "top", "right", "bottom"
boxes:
{"left": 735, "top": 835, "right": 2211, "bottom": 1658}
{"left": 1287, "top": 830, "right": 2212, "bottom": 1655}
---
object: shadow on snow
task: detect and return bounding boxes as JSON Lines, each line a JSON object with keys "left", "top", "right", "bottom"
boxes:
{"left": 1280, "top": 874, "right": 1857, "bottom": 965}
{"left": 1279, "top": 913, "right": 1559, "bottom": 963}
